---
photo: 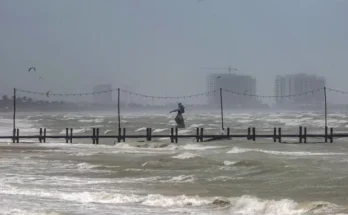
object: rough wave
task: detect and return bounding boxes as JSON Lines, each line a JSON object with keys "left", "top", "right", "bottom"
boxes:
{"left": 181, "top": 143, "right": 225, "bottom": 151}
{"left": 227, "top": 147, "right": 345, "bottom": 156}
{"left": 172, "top": 152, "right": 200, "bottom": 159}
{"left": 0, "top": 185, "right": 343, "bottom": 214}
{"left": 59, "top": 128, "right": 89, "bottom": 134}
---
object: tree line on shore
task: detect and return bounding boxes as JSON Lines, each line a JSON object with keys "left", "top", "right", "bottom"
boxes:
{"left": 0, "top": 95, "right": 73, "bottom": 111}
{"left": 0, "top": 94, "right": 180, "bottom": 112}
{"left": 0, "top": 94, "right": 271, "bottom": 112}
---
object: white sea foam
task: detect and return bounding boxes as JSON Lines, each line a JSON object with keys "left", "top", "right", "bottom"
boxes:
{"left": 237, "top": 119, "right": 253, "bottom": 123}
{"left": 77, "top": 118, "right": 104, "bottom": 123}
{"left": 223, "top": 161, "right": 237, "bottom": 166}
{"left": 74, "top": 152, "right": 101, "bottom": 156}
{"left": 207, "top": 176, "right": 238, "bottom": 182}
{"left": 178, "top": 129, "right": 191, "bottom": 134}
{"left": 76, "top": 162, "right": 100, "bottom": 170}
{"left": 229, "top": 195, "right": 301, "bottom": 215}
{"left": 59, "top": 128, "right": 89, "bottom": 134}
{"left": 181, "top": 144, "right": 225, "bottom": 150}
{"left": 108, "top": 120, "right": 118, "bottom": 124}
{"left": 63, "top": 114, "right": 82, "bottom": 119}
{"left": 1, "top": 174, "right": 115, "bottom": 187}
{"left": 207, "top": 124, "right": 220, "bottom": 127}
{"left": 0, "top": 185, "right": 341, "bottom": 214}
{"left": 135, "top": 127, "right": 146, "bottom": 132}
{"left": 227, "top": 147, "right": 250, "bottom": 154}
{"left": 172, "top": 152, "right": 199, "bottom": 159}
{"left": 104, "top": 130, "right": 113, "bottom": 134}
{"left": 166, "top": 175, "right": 195, "bottom": 183}
{"left": 95, "top": 119, "right": 104, "bottom": 123}
{"left": 0, "top": 187, "right": 210, "bottom": 207}
{"left": 153, "top": 128, "right": 168, "bottom": 133}
{"left": 115, "top": 176, "right": 163, "bottom": 184}
{"left": 1, "top": 208, "right": 62, "bottom": 215}
{"left": 78, "top": 119, "right": 94, "bottom": 123}
{"left": 188, "top": 124, "right": 205, "bottom": 129}
{"left": 17, "top": 139, "right": 37, "bottom": 143}
{"left": 227, "top": 147, "right": 345, "bottom": 156}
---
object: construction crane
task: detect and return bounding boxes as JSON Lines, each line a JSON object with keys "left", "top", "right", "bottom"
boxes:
{"left": 200, "top": 66, "right": 238, "bottom": 74}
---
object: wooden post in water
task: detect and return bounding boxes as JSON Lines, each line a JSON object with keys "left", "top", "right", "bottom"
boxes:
{"left": 200, "top": 127, "right": 204, "bottom": 142}
{"left": 278, "top": 127, "right": 282, "bottom": 143}
{"left": 123, "top": 128, "right": 126, "bottom": 142}
{"left": 247, "top": 127, "right": 251, "bottom": 140}
{"left": 70, "top": 128, "right": 73, "bottom": 143}
{"left": 118, "top": 127, "right": 121, "bottom": 143}
{"left": 170, "top": 128, "right": 173, "bottom": 143}
{"left": 175, "top": 127, "right": 178, "bottom": 143}
{"left": 118, "top": 88, "right": 121, "bottom": 132}
{"left": 324, "top": 87, "right": 327, "bottom": 130}
{"left": 92, "top": 128, "right": 96, "bottom": 144}
{"left": 43, "top": 128, "right": 46, "bottom": 143}
{"left": 325, "top": 126, "right": 328, "bottom": 143}
{"left": 227, "top": 127, "right": 230, "bottom": 139}
{"left": 196, "top": 127, "right": 199, "bottom": 142}
{"left": 146, "top": 128, "right": 149, "bottom": 141}
{"left": 299, "top": 126, "right": 302, "bottom": 143}
{"left": 12, "top": 128, "right": 15, "bottom": 143}
{"left": 330, "top": 127, "right": 333, "bottom": 143}
{"left": 39, "top": 128, "right": 43, "bottom": 143}
{"left": 16, "top": 129, "right": 19, "bottom": 143}
{"left": 304, "top": 127, "right": 307, "bottom": 143}
{"left": 149, "top": 128, "right": 152, "bottom": 141}
{"left": 96, "top": 128, "right": 99, "bottom": 145}
{"left": 252, "top": 127, "right": 256, "bottom": 141}
{"left": 220, "top": 88, "right": 224, "bottom": 131}
{"left": 273, "top": 127, "right": 276, "bottom": 142}
{"left": 12, "top": 88, "right": 16, "bottom": 143}
{"left": 65, "top": 128, "right": 68, "bottom": 143}
{"left": 13, "top": 88, "right": 16, "bottom": 133}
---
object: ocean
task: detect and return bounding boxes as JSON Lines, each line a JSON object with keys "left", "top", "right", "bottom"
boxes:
{"left": 1, "top": 110, "right": 348, "bottom": 215}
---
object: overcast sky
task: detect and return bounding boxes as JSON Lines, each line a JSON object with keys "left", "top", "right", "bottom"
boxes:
{"left": 1, "top": 0, "right": 347, "bottom": 103}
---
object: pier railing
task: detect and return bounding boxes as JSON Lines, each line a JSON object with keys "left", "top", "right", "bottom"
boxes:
{"left": 7, "top": 86, "right": 348, "bottom": 145}
{"left": 2, "top": 126, "right": 340, "bottom": 144}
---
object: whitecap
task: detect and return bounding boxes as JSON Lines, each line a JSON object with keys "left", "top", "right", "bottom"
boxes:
{"left": 172, "top": 152, "right": 199, "bottom": 159}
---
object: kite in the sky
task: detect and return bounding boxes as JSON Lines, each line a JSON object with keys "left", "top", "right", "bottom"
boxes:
{"left": 28, "top": 67, "right": 36, "bottom": 72}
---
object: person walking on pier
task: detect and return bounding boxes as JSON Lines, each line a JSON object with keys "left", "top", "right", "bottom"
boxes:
{"left": 170, "top": 102, "right": 185, "bottom": 128}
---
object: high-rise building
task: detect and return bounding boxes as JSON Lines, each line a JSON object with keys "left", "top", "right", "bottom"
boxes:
{"left": 274, "top": 74, "right": 325, "bottom": 105}
{"left": 93, "top": 84, "right": 112, "bottom": 104}
{"left": 206, "top": 73, "right": 257, "bottom": 107}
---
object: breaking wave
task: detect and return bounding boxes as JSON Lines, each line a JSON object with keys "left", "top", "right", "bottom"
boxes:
{"left": 172, "top": 152, "right": 200, "bottom": 159}
{"left": 227, "top": 147, "right": 346, "bottom": 156}
{"left": 0, "top": 185, "right": 343, "bottom": 214}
